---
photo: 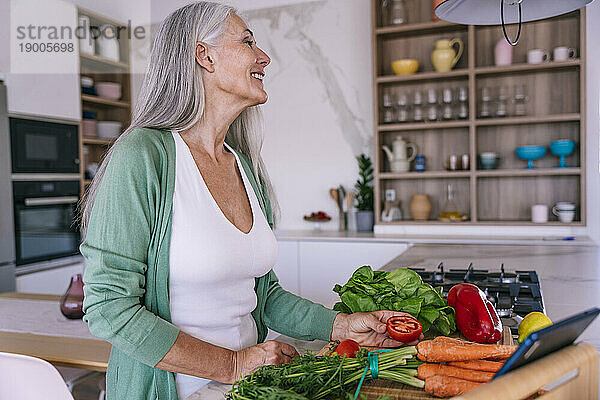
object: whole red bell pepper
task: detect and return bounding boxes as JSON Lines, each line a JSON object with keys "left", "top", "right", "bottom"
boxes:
{"left": 447, "top": 283, "right": 502, "bottom": 343}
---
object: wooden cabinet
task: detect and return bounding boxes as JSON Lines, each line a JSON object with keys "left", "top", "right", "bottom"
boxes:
{"left": 77, "top": 8, "right": 132, "bottom": 196}
{"left": 372, "top": 0, "right": 586, "bottom": 226}
{"left": 6, "top": 0, "right": 80, "bottom": 120}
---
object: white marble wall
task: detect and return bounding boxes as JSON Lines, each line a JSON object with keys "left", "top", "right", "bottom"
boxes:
{"left": 241, "top": 0, "right": 374, "bottom": 230}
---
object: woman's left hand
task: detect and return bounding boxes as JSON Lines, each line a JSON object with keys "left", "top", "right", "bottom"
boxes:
{"left": 331, "top": 311, "right": 424, "bottom": 347}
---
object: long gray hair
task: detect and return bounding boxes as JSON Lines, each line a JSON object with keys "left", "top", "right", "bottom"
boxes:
{"left": 79, "top": 1, "right": 279, "bottom": 236}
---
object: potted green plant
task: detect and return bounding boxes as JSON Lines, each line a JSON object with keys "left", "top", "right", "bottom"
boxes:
{"left": 354, "top": 154, "right": 374, "bottom": 231}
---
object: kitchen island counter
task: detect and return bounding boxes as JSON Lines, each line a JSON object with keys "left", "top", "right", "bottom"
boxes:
{"left": 188, "top": 243, "right": 600, "bottom": 399}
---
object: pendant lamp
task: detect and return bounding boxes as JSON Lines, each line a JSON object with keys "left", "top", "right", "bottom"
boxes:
{"left": 434, "top": 0, "right": 594, "bottom": 45}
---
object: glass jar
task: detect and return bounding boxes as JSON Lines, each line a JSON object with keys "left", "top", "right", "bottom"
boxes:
{"left": 440, "top": 184, "right": 461, "bottom": 219}
{"left": 389, "top": 0, "right": 408, "bottom": 25}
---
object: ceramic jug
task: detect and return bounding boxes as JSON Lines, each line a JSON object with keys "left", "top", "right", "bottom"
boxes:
{"left": 431, "top": 38, "right": 463, "bottom": 72}
{"left": 382, "top": 137, "right": 417, "bottom": 172}
{"left": 96, "top": 24, "right": 120, "bottom": 62}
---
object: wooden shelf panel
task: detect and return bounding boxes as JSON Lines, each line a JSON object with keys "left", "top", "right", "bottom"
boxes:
{"left": 376, "top": 21, "right": 464, "bottom": 36}
{"left": 83, "top": 179, "right": 92, "bottom": 185}
{"left": 476, "top": 168, "right": 581, "bottom": 177}
{"left": 81, "top": 95, "right": 130, "bottom": 108}
{"left": 377, "top": 69, "right": 468, "bottom": 84}
{"left": 379, "top": 120, "right": 470, "bottom": 132}
{"left": 80, "top": 53, "right": 128, "bottom": 70}
{"left": 380, "top": 171, "right": 471, "bottom": 179}
{"left": 474, "top": 60, "right": 580, "bottom": 76}
{"left": 82, "top": 137, "right": 115, "bottom": 145}
{"left": 475, "top": 114, "right": 580, "bottom": 127}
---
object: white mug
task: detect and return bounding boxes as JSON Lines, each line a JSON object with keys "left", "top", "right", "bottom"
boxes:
{"left": 527, "top": 49, "right": 550, "bottom": 64}
{"left": 553, "top": 46, "right": 576, "bottom": 62}
{"left": 531, "top": 204, "right": 548, "bottom": 223}
{"left": 555, "top": 210, "right": 575, "bottom": 223}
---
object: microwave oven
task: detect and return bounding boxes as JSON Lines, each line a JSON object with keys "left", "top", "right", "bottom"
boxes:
{"left": 10, "top": 117, "right": 79, "bottom": 174}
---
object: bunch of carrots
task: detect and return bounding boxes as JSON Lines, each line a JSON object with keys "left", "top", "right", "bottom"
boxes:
{"left": 416, "top": 337, "right": 517, "bottom": 398}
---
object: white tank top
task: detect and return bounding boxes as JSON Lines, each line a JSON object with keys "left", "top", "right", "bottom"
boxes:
{"left": 168, "top": 130, "right": 277, "bottom": 399}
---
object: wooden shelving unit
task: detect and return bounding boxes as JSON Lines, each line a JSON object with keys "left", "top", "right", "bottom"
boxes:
{"left": 81, "top": 94, "right": 130, "bottom": 108}
{"left": 372, "top": 1, "right": 585, "bottom": 226}
{"left": 77, "top": 8, "right": 132, "bottom": 196}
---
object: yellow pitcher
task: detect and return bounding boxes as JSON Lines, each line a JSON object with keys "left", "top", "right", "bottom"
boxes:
{"left": 431, "top": 38, "right": 463, "bottom": 72}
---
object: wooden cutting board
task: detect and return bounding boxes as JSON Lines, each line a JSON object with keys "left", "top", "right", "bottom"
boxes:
{"left": 318, "top": 327, "right": 514, "bottom": 400}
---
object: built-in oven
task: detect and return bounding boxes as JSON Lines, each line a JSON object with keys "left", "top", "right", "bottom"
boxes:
{"left": 12, "top": 180, "right": 81, "bottom": 266}
{"left": 10, "top": 117, "right": 79, "bottom": 175}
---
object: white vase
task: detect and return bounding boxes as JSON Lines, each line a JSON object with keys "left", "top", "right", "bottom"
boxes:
{"left": 96, "top": 24, "right": 120, "bottom": 62}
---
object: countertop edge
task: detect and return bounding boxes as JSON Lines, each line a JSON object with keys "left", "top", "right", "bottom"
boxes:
{"left": 274, "top": 230, "right": 595, "bottom": 246}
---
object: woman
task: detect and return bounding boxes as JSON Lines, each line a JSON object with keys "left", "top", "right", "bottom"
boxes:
{"left": 80, "top": 3, "right": 418, "bottom": 399}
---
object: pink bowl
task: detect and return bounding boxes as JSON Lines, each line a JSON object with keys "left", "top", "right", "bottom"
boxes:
{"left": 95, "top": 82, "right": 122, "bottom": 100}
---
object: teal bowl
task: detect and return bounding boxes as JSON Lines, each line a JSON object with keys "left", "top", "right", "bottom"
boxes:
{"left": 549, "top": 139, "right": 575, "bottom": 168}
{"left": 515, "top": 145, "right": 546, "bottom": 169}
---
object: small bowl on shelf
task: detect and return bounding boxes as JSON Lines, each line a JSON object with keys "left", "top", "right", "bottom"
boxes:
{"left": 391, "top": 59, "right": 419, "bottom": 75}
{"left": 95, "top": 82, "right": 122, "bottom": 101}
{"left": 97, "top": 121, "right": 122, "bottom": 139}
{"left": 549, "top": 139, "right": 575, "bottom": 168}
{"left": 515, "top": 145, "right": 546, "bottom": 169}
{"left": 478, "top": 152, "right": 500, "bottom": 170}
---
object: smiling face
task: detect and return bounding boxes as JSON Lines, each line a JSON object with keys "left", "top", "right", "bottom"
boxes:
{"left": 198, "top": 14, "right": 271, "bottom": 107}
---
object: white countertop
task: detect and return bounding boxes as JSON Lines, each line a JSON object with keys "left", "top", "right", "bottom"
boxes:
{"left": 275, "top": 230, "right": 595, "bottom": 246}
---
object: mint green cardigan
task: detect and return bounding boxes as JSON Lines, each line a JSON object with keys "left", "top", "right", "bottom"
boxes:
{"left": 81, "top": 127, "right": 338, "bottom": 400}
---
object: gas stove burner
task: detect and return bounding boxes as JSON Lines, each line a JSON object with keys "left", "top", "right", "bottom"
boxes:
{"left": 496, "top": 308, "right": 514, "bottom": 318}
{"left": 488, "top": 263, "right": 520, "bottom": 284}
{"left": 433, "top": 262, "right": 445, "bottom": 283}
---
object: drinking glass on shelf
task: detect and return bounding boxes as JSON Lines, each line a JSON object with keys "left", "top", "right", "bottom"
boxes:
{"left": 382, "top": 91, "right": 395, "bottom": 123}
{"left": 426, "top": 88, "right": 439, "bottom": 121}
{"left": 457, "top": 87, "right": 468, "bottom": 119}
{"left": 495, "top": 86, "right": 508, "bottom": 117}
{"left": 389, "top": 0, "right": 408, "bottom": 25}
{"left": 396, "top": 92, "right": 409, "bottom": 122}
{"left": 442, "top": 88, "right": 454, "bottom": 120}
{"left": 512, "top": 84, "right": 529, "bottom": 116}
{"left": 479, "top": 86, "right": 492, "bottom": 118}
{"left": 413, "top": 90, "right": 424, "bottom": 121}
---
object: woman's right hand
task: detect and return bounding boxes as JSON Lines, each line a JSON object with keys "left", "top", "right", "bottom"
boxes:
{"left": 232, "top": 340, "right": 299, "bottom": 381}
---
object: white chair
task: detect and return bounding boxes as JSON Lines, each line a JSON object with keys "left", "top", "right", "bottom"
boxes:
{"left": 0, "top": 351, "right": 75, "bottom": 400}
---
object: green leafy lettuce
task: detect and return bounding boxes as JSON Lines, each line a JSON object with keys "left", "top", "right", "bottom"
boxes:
{"left": 333, "top": 266, "right": 456, "bottom": 335}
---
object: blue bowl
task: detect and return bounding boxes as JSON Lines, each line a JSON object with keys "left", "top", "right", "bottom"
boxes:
{"left": 549, "top": 139, "right": 575, "bottom": 168}
{"left": 515, "top": 145, "right": 546, "bottom": 169}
